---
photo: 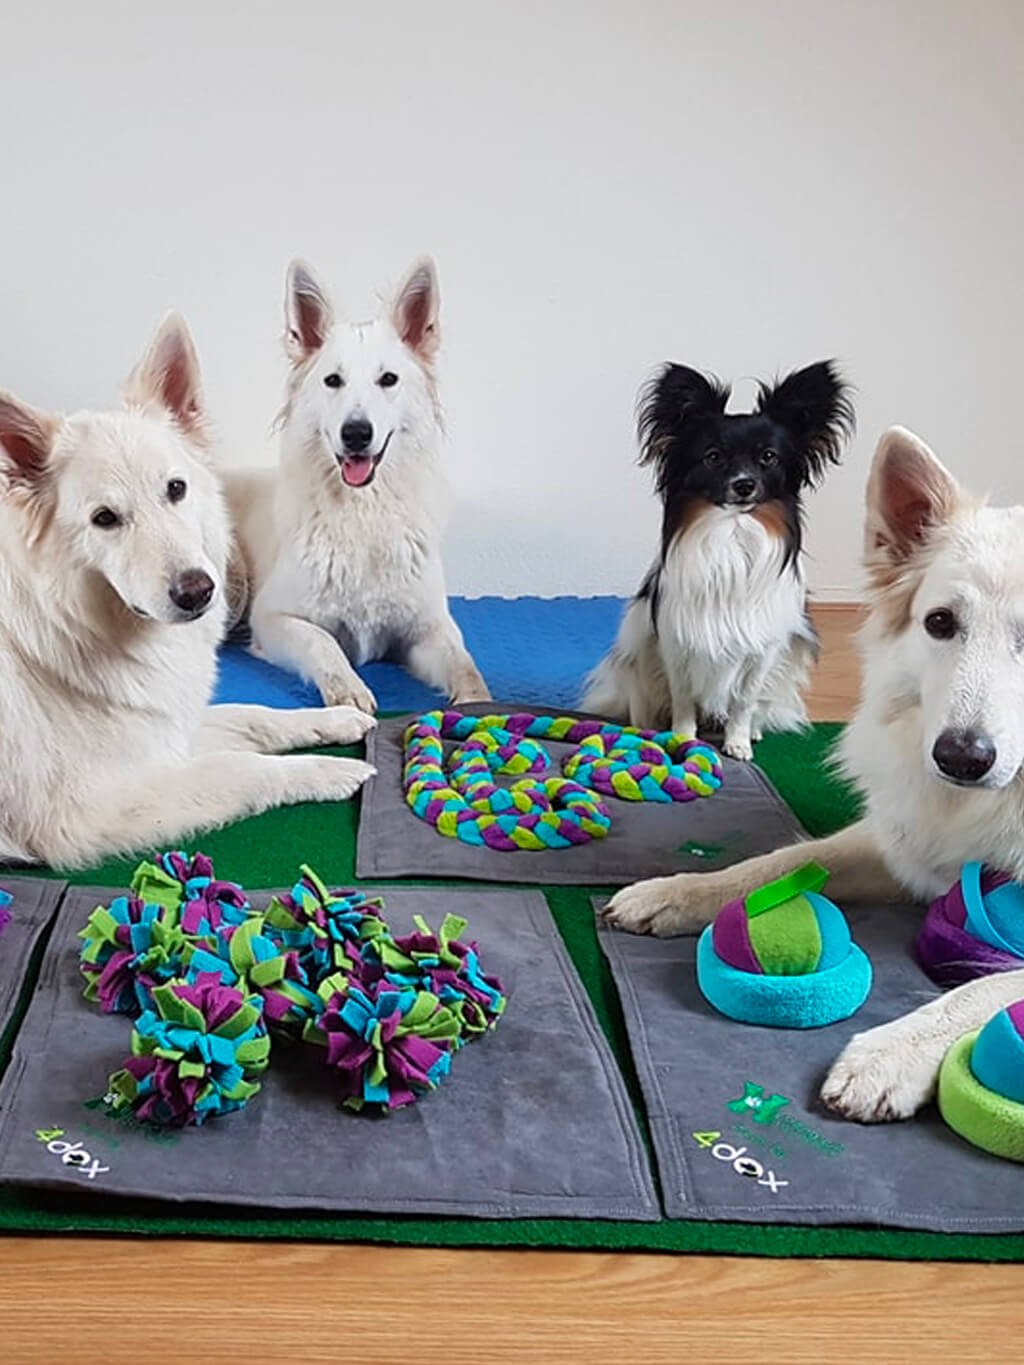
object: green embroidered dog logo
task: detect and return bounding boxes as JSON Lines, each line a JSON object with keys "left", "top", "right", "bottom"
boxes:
{"left": 727, "top": 1081, "right": 790, "bottom": 1126}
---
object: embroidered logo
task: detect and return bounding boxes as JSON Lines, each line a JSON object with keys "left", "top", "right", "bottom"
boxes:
{"left": 690, "top": 1131, "right": 789, "bottom": 1194}
{"left": 727, "top": 1081, "right": 791, "bottom": 1125}
{"left": 35, "top": 1127, "right": 110, "bottom": 1181}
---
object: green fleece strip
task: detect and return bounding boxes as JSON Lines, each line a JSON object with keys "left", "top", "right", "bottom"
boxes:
{"left": 744, "top": 860, "right": 830, "bottom": 919}
{"left": 747, "top": 892, "right": 823, "bottom": 974}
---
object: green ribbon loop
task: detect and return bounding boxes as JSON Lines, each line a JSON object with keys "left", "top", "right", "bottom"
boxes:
{"left": 744, "top": 860, "right": 830, "bottom": 919}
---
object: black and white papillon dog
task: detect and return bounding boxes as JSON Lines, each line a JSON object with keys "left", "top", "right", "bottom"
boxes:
{"left": 584, "top": 360, "right": 854, "bottom": 759}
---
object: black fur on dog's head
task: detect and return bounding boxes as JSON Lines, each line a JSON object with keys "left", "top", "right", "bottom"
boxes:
{"left": 637, "top": 359, "right": 855, "bottom": 563}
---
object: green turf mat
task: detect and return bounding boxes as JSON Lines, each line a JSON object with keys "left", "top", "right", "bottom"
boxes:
{"left": 6, "top": 721, "right": 1023, "bottom": 1259}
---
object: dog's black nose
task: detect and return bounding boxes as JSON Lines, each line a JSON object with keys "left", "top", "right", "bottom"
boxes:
{"left": 932, "top": 729, "right": 997, "bottom": 784}
{"left": 169, "top": 569, "right": 215, "bottom": 615}
{"left": 341, "top": 418, "right": 374, "bottom": 453}
{"left": 731, "top": 477, "right": 757, "bottom": 500}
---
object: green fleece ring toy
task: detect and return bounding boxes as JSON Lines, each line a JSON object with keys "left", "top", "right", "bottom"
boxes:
{"left": 938, "top": 1001, "right": 1024, "bottom": 1162}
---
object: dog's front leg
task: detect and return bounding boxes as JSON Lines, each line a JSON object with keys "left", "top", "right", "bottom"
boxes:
{"left": 197, "top": 703, "right": 376, "bottom": 754}
{"left": 250, "top": 606, "right": 377, "bottom": 714}
{"left": 722, "top": 653, "right": 780, "bottom": 761}
{"left": 822, "top": 968, "right": 1024, "bottom": 1122}
{"left": 722, "top": 703, "right": 757, "bottom": 762}
{"left": 662, "top": 650, "right": 698, "bottom": 736}
{"left": 602, "top": 818, "right": 902, "bottom": 936}
{"left": 406, "top": 615, "right": 490, "bottom": 705}
{"left": 46, "top": 751, "right": 376, "bottom": 870}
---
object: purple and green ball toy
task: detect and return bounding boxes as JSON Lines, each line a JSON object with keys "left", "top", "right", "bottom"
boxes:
{"left": 696, "top": 861, "right": 872, "bottom": 1028}
{"left": 939, "top": 1001, "right": 1024, "bottom": 1163}
{"left": 916, "top": 862, "right": 1024, "bottom": 988}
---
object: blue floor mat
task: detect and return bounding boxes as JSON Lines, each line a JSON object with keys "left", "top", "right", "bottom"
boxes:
{"left": 214, "top": 596, "right": 626, "bottom": 712}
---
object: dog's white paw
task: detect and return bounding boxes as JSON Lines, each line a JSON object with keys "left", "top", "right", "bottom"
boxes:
{"left": 327, "top": 757, "right": 377, "bottom": 799}
{"left": 723, "top": 736, "right": 754, "bottom": 762}
{"left": 450, "top": 667, "right": 492, "bottom": 706}
{"left": 602, "top": 874, "right": 721, "bottom": 937}
{"left": 820, "top": 1019, "right": 942, "bottom": 1122}
{"left": 312, "top": 757, "right": 377, "bottom": 801}
{"left": 318, "top": 674, "right": 378, "bottom": 715}
{"left": 280, "top": 755, "right": 377, "bottom": 806}
{"left": 317, "top": 705, "right": 377, "bottom": 746}
{"left": 452, "top": 686, "right": 493, "bottom": 706}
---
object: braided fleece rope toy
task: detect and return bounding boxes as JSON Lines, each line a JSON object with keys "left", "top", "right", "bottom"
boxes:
{"left": 403, "top": 710, "right": 723, "bottom": 850}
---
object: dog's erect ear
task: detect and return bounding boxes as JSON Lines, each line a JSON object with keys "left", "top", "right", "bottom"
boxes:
{"left": 865, "top": 426, "right": 962, "bottom": 572}
{"left": 391, "top": 257, "right": 440, "bottom": 362}
{"left": 285, "top": 260, "right": 334, "bottom": 363}
{"left": 637, "top": 364, "right": 730, "bottom": 469}
{"left": 0, "top": 392, "right": 58, "bottom": 487}
{"left": 757, "top": 360, "right": 855, "bottom": 485}
{"left": 126, "top": 312, "right": 207, "bottom": 442}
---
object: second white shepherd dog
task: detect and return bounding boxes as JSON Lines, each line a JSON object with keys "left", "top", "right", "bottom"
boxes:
{"left": 225, "top": 257, "right": 490, "bottom": 714}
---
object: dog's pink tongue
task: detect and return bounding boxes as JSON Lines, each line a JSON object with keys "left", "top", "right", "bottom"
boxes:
{"left": 341, "top": 455, "right": 374, "bottom": 487}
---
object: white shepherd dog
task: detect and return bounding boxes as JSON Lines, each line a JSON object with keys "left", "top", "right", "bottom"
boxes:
{"left": 224, "top": 256, "right": 489, "bottom": 714}
{"left": 0, "top": 315, "right": 374, "bottom": 869}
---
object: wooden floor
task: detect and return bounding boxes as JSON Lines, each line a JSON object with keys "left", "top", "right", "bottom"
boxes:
{"left": 2, "top": 604, "right": 1019, "bottom": 1363}
{"left": 2, "top": 1240, "right": 1020, "bottom": 1363}
{"left": 806, "top": 600, "right": 862, "bottom": 722}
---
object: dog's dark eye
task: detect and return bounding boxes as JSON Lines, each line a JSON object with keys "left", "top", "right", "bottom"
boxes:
{"left": 378, "top": 371, "right": 399, "bottom": 389}
{"left": 703, "top": 449, "right": 723, "bottom": 466}
{"left": 166, "top": 478, "right": 187, "bottom": 503}
{"left": 91, "top": 507, "right": 121, "bottom": 529}
{"left": 324, "top": 373, "right": 344, "bottom": 389}
{"left": 925, "top": 608, "right": 958, "bottom": 640}
{"left": 759, "top": 449, "right": 778, "bottom": 467}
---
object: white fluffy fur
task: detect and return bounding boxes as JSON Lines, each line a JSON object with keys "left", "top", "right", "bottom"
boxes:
{"left": 0, "top": 315, "right": 375, "bottom": 870}
{"left": 224, "top": 257, "right": 489, "bottom": 714}
{"left": 583, "top": 506, "right": 814, "bottom": 759}
{"left": 603, "top": 426, "right": 1024, "bottom": 1123}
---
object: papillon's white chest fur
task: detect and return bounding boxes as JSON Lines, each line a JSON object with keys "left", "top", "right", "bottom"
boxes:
{"left": 584, "top": 505, "right": 814, "bottom": 759}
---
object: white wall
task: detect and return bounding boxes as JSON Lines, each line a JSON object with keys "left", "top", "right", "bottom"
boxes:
{"left": 1, "top": 0, "right": 1021, "bottom": 598}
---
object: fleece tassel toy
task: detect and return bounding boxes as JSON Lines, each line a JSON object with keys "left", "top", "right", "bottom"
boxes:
{"left": 79, "top": 853, "right": 507, "bottom": 1126}
{"left": 106, "top": 975, "right": 271, "bottom": 1127}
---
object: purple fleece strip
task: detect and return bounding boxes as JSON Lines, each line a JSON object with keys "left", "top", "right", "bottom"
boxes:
{"left": 711, "top": 899, "right": 763, "bottom": 975}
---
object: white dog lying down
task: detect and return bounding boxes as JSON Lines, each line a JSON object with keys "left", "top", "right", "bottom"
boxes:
{"left": 223, "top": 256, "right": 489, "bottom": 715}
{"left": 0, "top": 315, "right": 374, "bottom": 870}
{"left": 605, "top": 426, "right": 1024, "bottom": 1124}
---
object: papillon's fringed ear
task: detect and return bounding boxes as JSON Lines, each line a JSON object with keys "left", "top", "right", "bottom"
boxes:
{"left": 756, "top": 360, "right": 855, "bottom": 485}
{"left": 637, "top": 364, "right": 730, "bottom": 469}
{"left": 125, "top": 312, "right": 209, "bottom": 446}
{"left": 0, "top": 391, "right": 58, "bottom": 488}
{"left": 285, "top": 259, "right": 334, "bottom": 364}
{"left": 865, "top": 426, "right": 963, "bottom": 575}
{"left": 392, "top": 257, "right": 440, "bottom": 362}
